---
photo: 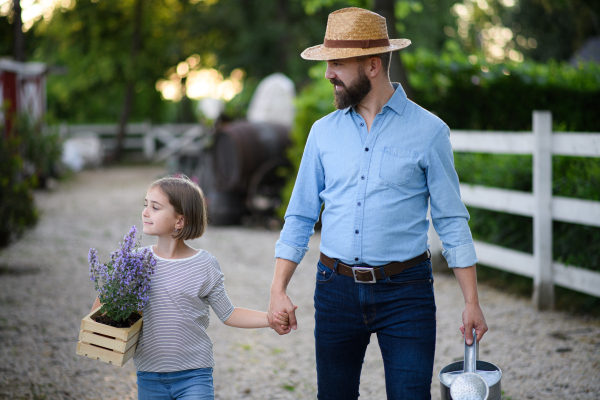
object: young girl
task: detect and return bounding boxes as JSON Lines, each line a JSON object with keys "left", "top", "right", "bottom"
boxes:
{"left": 91, "top": 174, "right": 290, "bottom": 400}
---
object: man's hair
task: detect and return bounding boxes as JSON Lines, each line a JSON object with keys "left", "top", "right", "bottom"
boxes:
{"left": 149, "top": 174, "right": 207, "bottom": 240}
{"left": 356, "top": 52, "right": 392, "bottom": 77}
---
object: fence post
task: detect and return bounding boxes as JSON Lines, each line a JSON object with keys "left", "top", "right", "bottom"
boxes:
{"left": 59, "top": 122, "right": 68, "bottom": 138}
{"left": 143, "top": 121, "right": 155, "bottom": 160}
{"left": 532, "top": 111, "right": 554, "bottom": 310}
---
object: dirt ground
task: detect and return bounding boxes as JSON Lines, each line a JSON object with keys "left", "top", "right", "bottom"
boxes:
{"left": 0, "top": 166, "right": 599, "bottom": 400}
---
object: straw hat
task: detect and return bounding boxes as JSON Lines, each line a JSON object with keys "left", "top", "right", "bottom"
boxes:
{"left": 301, "top": 7, "right": 411, "bottom": 61}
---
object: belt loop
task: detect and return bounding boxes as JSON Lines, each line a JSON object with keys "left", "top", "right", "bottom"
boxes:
{"left": 333, "top": 259, "right": 340, "bottom": 274}
{"left": 377, "top": 265, "right": 386, "bottom": 279}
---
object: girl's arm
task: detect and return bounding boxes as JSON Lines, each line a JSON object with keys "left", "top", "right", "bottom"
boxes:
{"left": 224, "top": 307, "right": 293, "bottom": 329}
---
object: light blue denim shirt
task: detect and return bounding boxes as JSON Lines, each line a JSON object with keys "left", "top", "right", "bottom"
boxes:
{"left": 275, "top": 84, "right": 478, "bottom": 268}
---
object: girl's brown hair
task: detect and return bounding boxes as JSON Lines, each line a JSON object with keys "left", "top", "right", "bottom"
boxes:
{"left": 149, "top": 174, "right": 207, "bottom": 240}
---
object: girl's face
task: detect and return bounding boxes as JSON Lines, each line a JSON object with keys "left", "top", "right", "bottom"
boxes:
{"left": 142, "top": 187, "right": 182, "bottom": 237}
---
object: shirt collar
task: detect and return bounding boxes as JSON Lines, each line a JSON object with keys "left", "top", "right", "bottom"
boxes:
{"left": 343, "top": 83, "right": 408, "bottom": 116}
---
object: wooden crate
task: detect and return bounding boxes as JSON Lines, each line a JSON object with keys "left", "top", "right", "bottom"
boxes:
{"left": 76, "top": 309, "right": 143, "bottom": 367}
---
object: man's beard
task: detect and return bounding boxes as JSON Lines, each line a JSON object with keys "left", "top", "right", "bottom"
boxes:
{"left": 331, "top": 66, "right": 372, "bottom": 110}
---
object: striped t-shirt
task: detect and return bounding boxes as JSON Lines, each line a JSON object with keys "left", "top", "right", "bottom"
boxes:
{"left": 133, "top": 247, "right": 235, "bottom": 372}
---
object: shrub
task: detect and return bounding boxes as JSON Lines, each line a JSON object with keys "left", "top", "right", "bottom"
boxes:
{"left": 277, "top": 62, "right": 334, "bottom": 219}
{"left": 0, "top": 114, "right": 64, "bottom": 249}
{"left": 0, "top": 132, "right": 38, "bottom": 248}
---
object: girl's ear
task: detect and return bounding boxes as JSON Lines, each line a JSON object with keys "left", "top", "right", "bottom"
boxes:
{"left": 175, "top": 216, "right": 185, "bottom": 230}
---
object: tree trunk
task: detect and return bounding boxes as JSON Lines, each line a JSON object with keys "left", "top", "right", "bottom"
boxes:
{"left": 12, "top": 0, "right": 24, "bottom": 62}
{"left": 115, "top": 0, "right": 144, "bottom": 161}
{"left": 276, "top": 0, "right": 290, "bottom": 73}
{"left": 373, "top": 0, "right": 414, "bottom": 100}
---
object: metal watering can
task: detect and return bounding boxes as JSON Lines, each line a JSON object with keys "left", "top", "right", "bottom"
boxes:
{"left": 439, "top": 329, "right": 502, "bottom": 400}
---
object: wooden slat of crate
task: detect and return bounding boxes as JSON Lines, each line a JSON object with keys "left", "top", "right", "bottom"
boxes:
{"left": 79, "top": 309, "right": 143, "bottom": 341}
{"left": 76, "top": 341, "right": 137, "bottom": 366}
{"left": 79, "top": 329, "right": 140, "bottom": 353}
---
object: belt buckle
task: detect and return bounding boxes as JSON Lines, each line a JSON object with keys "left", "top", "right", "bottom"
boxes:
{"left": 352, "top": 266, "right": 376, "bottom": 283}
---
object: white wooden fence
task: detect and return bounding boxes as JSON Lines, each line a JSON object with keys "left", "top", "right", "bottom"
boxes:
{"left": 59, "top": 122, "right": 207, "bottom": 161}
{"left": 428, "top": 111, "right": 600, "bottom": 310}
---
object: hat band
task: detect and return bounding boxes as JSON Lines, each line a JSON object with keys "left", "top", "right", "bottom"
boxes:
{"left": 323, "top": 38, "right": 390, "bottom": 49}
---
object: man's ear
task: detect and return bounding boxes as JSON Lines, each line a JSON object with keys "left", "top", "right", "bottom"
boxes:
{"left": 367, "top": 56, "right": 382, "bottom": 78}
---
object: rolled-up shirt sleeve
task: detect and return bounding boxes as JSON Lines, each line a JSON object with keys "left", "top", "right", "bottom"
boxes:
{"left": 275, "top": 126, "right": 325, "bottom": 264}
{"left": 426, "top": 125, "right": 478, "bottom": 268}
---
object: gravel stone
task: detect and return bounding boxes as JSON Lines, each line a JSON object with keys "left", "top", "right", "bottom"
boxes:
{"left": 0, "top": 166, "right": 599, "bottom": 399}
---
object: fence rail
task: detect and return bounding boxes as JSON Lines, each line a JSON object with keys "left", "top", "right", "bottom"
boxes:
{"left": 429, "top": 111, "right": 600, "bottom": 309}
{"left": 60, "top": 122, "right": 206, "bottom": 161}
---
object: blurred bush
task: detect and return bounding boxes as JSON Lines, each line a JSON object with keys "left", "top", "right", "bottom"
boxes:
{"left": 278, "top": 62, "right": 335, "bottom": 219}
{"left": 0, "top": 115, "right": 63, "bottom": 248}
{"left": 278, "top": 46, "right": 600, "bottom": 312}
{"left": 404, "top": 41, "right": 600, "bottom": 132}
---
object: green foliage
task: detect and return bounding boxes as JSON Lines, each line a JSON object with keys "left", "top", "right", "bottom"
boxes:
{"left": 456, "top": 152, "right": 600, "bottom": 273}
{"left": 14, "top": 115, "right": 63, "bottom": 181}
{"left": 0, "top": 114, "right": 63, "bottom": 249}
{"left": 0, "top": 131, "right": 38, "bottom": 248}
{"left": 278, "top": 62, "right": 335, "bottom": 218}
{"left": 24, "top": 0, "right": 343, "bottom": 124}
{"left": 31, "top": 0, "right": 179, "bottom": 123}
{"left": 403, "top": 42, "right": 600, "bottom": 131}
{"left": 223, "top": 77, "right": 259, "bottom": 120}
{"left": 300, "top": 0, "right": 370, "bottom": 15}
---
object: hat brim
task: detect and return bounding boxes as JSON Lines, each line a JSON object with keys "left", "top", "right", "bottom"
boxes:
{"left": 301, "top": 39, "right": 411, "bottom": 61}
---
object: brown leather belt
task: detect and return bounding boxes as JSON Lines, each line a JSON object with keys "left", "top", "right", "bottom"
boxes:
{"left": 319, "top": 251, "right": 430, "bottom": 283}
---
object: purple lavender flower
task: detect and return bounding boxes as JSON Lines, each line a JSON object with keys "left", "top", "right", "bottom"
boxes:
{"left": 88, "top": 226, "right": 156, "bottom": 322}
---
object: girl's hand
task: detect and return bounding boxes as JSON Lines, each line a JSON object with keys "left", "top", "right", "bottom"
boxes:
{"left": 273, "top": 306, "right": 298, "bottom": 328}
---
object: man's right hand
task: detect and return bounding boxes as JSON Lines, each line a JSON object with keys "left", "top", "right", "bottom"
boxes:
{"left": 268, "top": 291, "right": 297, "bottom": 334}
{"left": 268, "top": 258, "right": 299, "bottom": 335}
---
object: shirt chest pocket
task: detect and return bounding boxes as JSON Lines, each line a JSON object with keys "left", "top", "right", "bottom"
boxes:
{"left": 379, "top": 147, "right": 418, "bottom": 186}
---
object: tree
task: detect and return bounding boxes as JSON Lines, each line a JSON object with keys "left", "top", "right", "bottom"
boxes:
{"left": 29, "top": 0, "right": 334, "bottom": 124}
{"left": 373, "top": 0, "right": 413, "bottom": 98}
{"left": 12, "top": 0, "right": 24, "bottom": 61}
{"left": 115, "top": 0, "right": 144, "bottom": 160}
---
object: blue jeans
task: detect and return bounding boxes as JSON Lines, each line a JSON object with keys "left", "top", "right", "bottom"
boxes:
{"left": 137, "top": 368, "right": 214, "bottom": 400}
{"left": 314, "top": 259, "right": 436, "bottom": 400}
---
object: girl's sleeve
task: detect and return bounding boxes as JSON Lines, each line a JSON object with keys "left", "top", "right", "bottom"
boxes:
{"left": 199, "top": 255, "right": 235, "bottom": 322}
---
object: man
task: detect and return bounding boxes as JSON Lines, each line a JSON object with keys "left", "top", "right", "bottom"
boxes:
{"left": 268, "top": 7, "right": 488, "bottom": 399}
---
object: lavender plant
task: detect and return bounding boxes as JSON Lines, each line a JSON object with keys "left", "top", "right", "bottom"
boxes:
{"left": 88, "top": 226, "right": 156, "bottom": 323}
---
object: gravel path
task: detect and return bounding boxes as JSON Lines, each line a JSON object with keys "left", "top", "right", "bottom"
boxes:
{"left": 0, "top": 166, "right": 599, "bottom": 400}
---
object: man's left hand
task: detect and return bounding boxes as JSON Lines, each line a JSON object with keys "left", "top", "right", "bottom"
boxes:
{"left": 460, "top": 302, "right": 488, "bottom": 345}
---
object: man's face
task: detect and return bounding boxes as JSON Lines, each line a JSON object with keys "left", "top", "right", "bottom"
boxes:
{"left": 326, "top": 58, "right": 372, "bottom": 110}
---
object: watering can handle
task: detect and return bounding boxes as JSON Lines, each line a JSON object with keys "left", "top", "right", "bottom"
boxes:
{"left": 463, "top": 327, "right": 479, "bottom": 373}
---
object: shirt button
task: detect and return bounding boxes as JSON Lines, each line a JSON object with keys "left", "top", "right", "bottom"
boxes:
{"left": 357, "top": 202, "right": 361, "bottom": 206}
{"left": 355, "top": 257, "right": 359, "bottom": 261}
{"left": 360, "top": 123, "right": 364, "bottom": 127}
{"left": 365, "top": 148, "right": 369, "bottom": 152}
{"left": 355, "top": 230, "right": 359, "bottom": 234}
{"left": 361, "top": 176, "right": 365, "bottom": 180}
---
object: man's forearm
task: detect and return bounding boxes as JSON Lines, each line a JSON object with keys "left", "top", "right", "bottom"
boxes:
{"left": 453, "top": 265, "right": 479, "bottom": 304}
{"left": 271, "top": 257, "right": 299, "bottom": 294}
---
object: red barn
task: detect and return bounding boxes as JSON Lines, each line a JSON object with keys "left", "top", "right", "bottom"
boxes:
{"left": 0, "top": 59, "right": 47, "bottom": 135}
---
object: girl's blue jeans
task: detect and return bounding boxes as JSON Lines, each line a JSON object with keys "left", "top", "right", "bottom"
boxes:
{"left": 315, "top": 258, "right": 437, "bottom": 400}
{"left": 137, "top": 367, "right": 214, "bottom": 400}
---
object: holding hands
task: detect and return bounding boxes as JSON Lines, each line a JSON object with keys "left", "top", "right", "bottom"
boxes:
{"left": 271, "top": 305, "right": 298, "bottom": 332}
